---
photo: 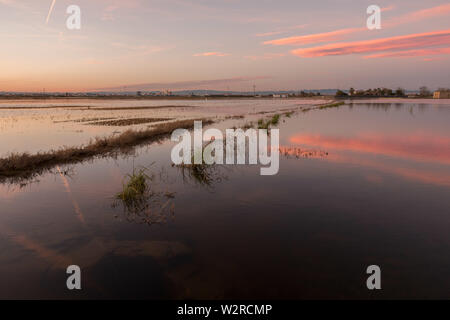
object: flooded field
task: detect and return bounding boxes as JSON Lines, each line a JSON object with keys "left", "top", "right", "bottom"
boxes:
{"left": 0, "top": 98, "right": 449, "bottom": 299}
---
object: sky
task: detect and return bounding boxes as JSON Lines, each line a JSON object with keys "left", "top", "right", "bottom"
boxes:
{"left": 0, "top": 0, "right": 449, "bottom": 92}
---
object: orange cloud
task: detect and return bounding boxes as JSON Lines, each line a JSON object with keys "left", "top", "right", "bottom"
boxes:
{"left": 289, "top": 132, "right": 450, "bottom": 165}
{"left": 194, "top": 52, "right": 230, "bottom": 57}
{"left": 291, "top": 29, "right": 450, "bottom": 57}
{"left": 265, "top": 4, "right": 449, "bottom": 51}
{"left": 364, "top": 47, "right": 450, "bottom": 59}
{"left": 263, "top": 28, "right": 362, "bottom": 46}
{"left": 385, "top": 3, "right": 450, "bottom": 27}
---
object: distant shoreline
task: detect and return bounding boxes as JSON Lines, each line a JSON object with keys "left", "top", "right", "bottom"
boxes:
{"left": 0, "top": 95, "right": 331, "bottom": 101}
{"left": 0, "top": 95, "right": 437, "bottom": 101}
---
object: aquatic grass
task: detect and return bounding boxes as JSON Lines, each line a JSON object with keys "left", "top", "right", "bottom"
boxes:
{"left": 257, "top": 114, "right": 280, "bottom": 129}
{"left": 257, "top": 119, "right": 270, "bottom": 130}
{"left": 115, "top": 168, "right": 150, "bottom": 205}
{"left": 113, "top": 166, "right": 176, "bottom": 226}
{"left": 318, "top": 101, "right": 345, "bottom": 109}
{"left": 270, "top": 114, "right": 280, "bottom": 125}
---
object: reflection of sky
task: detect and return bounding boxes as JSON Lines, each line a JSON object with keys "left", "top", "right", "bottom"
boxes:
{"left": 285, "top": 103, "right": 450, "bottom": 187}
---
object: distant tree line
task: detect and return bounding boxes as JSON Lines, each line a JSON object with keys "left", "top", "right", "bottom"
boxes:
{"left": 336, "top": 86, "right": 437, "bottom": 98}
{"left": 297, "top": 91, "right": 321, "bottom": 97}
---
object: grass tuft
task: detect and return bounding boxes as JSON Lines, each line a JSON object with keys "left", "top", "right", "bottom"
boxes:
{"left": 116, "top": 168, "right": 150, "bottom": 205}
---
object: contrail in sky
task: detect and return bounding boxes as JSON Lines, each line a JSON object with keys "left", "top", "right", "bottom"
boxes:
{"left": 46, "top": 0, "right": 57, "bottom": 24}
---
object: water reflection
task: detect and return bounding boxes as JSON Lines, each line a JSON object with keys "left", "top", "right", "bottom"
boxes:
{"left": 290, "top": 132, "right": 450, "bottom": 165}
{"left": 177, "top": 163, "right": 228, "bottom": 188}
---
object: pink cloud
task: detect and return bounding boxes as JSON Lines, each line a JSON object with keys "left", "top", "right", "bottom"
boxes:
{"left": 264, "top": 4, "right": 449, "bottom": 49}
{"left": 364, "top": 47, "right": 450, "bottom": 59}
{"left": 263, "top": 28, "right": 362, "bottom": 46}
{"left": 291, "top": 29, "right": 450, "bottom": 57}
{"left": 194, "top": 52, "right": 230, "bottom": 57}
{"left": 385, "top": 3, "right": 450, "bottom": 27}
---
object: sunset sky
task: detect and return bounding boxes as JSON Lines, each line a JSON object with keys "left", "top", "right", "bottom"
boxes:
{"left": 0, "top": 0, "right": 449, "bottom": 92}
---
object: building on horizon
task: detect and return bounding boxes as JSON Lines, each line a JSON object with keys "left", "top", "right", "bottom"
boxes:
{"left": 433, "top": 90, "right": 450, "bottom": 99}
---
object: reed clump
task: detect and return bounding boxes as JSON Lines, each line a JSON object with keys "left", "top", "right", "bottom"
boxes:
{"left": 116, "top": 168, "right": 150, "bottom": 206}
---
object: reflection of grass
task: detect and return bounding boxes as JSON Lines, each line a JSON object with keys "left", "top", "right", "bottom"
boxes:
{"left": 176, "top": 143, "right": 227, "bottom": 187}
{"left": 178, "top": 163, "right": 217, "bottom": 186}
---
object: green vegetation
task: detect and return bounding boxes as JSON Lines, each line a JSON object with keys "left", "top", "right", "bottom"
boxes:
{"left": 116, "top": 168, "right": 150, "bottom": 206}
{"left": 257, "top": 114, "right": 281, "bottom": 129}
{"left": 318, "top": 101, "right": 345, "bottom": 109}
{"left": 338, "top": 87, "right": 415, "bottom": 97}
{"left": 257, "top": 118, "right": 269, "bottom": 129}
{"left": 113, "top": 167, "right": 176, "bottom": 226}
{"left": 270, "top": 114, "right": 280, "bottom": 125}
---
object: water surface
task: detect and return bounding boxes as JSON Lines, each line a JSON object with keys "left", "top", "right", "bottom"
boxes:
{"left": 0, "top": 99, "right": 449, "bottom": 299}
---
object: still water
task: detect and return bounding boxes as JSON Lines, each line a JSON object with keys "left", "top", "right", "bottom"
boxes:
{"left": 0, "top": 99, "right": 449, "bottom": 299}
